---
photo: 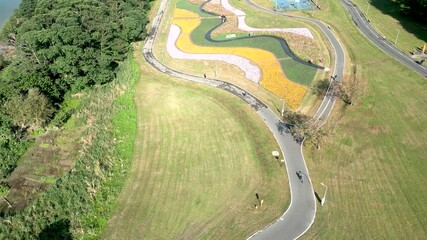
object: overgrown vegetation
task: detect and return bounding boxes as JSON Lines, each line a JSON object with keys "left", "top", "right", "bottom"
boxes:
{"left": 4, "top": 88, "right": 54, "bottom": 130}
{"left": 0, "top": 0, "right": 152, "bottom": 186}
{"left": 0, "top": 0, "right": 152, "bottom": 237}
{"left": 0, "top": 55, "right": 139, "bottom": 239}
{"left": 0, "top": 113, "right": 31, "bottom": 180}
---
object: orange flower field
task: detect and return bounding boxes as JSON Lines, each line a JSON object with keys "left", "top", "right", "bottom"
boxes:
{"left": 172, "top": 8, "right": 308, "bottom": 109}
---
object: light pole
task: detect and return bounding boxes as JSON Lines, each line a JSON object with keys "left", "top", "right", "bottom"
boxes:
{"left": 281, "top": 99, "right": 285, "bottom": 117}
{"left": 394, "top": 29, "right": 400, "bottom": 45}
{"left": 212, "top": 65, "right": 217, "bottom": 78}
{"left": 161, "top": 48, "right": 164, "bottom": 63}
{"left": 320, "top": 182, "right": 328, "bottom": 206}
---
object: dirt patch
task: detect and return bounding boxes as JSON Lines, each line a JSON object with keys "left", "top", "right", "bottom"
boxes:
{"left": 0, "top": 129, "right": 80, "bottom": 214}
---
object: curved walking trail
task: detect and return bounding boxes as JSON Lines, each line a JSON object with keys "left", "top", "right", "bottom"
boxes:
{"left": 143, "top": 0, "right": 344, "bottom": 240}
{"left": 340, "top": 0, "right": 427, "bottom": 77}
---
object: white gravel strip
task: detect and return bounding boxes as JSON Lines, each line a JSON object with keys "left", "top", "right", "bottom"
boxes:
{"left": 167, "top": 24, "right": 261, "bottom": 83}
{"left": 220, "top": 0, "right": 314, "bottom": 39}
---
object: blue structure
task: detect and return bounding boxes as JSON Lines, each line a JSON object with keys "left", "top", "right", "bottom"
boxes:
{"left": 273, "top": 0, "right": 315, "bottom": 11}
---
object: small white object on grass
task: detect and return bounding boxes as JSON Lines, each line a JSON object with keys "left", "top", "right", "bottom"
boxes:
{"left": 272, "top": 151, "right": 280, "bottom": 158}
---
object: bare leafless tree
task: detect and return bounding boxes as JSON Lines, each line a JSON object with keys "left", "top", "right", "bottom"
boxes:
{"left": 331, "top": 75, "right": 361, "bottom": 105}
{"left": 283, "top": 111, "right": 336, "bottom": 149}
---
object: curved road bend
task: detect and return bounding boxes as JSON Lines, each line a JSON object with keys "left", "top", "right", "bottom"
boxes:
{"left": 340, "top": 0, "right": 427, "bottom": 77}
{"left": 143, "top": 0, "right": 343, "bottom": 239}
{"left": 240, "top": 1, "right": 345, "bottom": 239}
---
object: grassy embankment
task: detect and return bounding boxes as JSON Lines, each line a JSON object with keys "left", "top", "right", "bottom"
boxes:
{"left": 0, "top": 55, "right": 140, "bottom": 239}
{"left": 101, "top": 41, "right": 289, "bottom": 239}
{"left": 249, "top": 0, "right": 427, "bottom": 239}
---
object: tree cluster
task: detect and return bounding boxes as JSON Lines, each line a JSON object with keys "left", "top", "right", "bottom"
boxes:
{"left": 312, "top": 76, "right": 360, "bottom": 106}
{"left": 283, "top": 111, "right": 335, "bottom": 149}
{"left": 1, "top": 0, "right": 151, "bottom": 104}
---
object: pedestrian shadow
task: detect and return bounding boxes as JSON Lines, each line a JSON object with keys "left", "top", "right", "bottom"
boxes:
{"left": 314, "top": 191, "right": 322, "bottom": 204}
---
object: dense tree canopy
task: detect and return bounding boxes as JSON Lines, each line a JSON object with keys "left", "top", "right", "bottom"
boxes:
{"left": 0, "top": 0, "right": 151, "bottom": 103}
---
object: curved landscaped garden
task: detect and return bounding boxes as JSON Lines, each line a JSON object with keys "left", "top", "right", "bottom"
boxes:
{"left": 169, "top": 0, "right": 321, "bottom": 108}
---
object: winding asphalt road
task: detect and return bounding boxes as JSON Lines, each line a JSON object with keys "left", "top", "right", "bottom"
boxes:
{"left": 143, "top": 0, "right": 344, "bottom": 239}
{"left": 340, "top": 0, "right": 427, "bottom": 77}
{"left": 242, "top": 1, "right": 345, "bottom": 239}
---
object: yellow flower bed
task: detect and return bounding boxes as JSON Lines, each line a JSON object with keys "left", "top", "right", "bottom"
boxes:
{"left": 173, "top": 8, "right": 308, "bottom": 109}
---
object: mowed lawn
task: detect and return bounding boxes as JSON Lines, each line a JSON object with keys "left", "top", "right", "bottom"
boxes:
{"left": 101, "top": 47, "right": 288, "bottom": 239}
{"left": 283, "top": 0, "right": 427, "bottom": 239}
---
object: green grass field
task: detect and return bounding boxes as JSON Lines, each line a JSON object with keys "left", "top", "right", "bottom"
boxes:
{"left": 101, "top": 45, "right": 289, "bottom": 239}
{"left": 275, "top": 0, "right": 427, "bottom": 239}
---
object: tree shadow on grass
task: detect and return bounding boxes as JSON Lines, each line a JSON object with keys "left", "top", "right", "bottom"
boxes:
{"left": 369, "top": 0, "right": 427, "bottom": 48}
{"left": 38, "top": 219, "right": 72, "bottom": 240}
